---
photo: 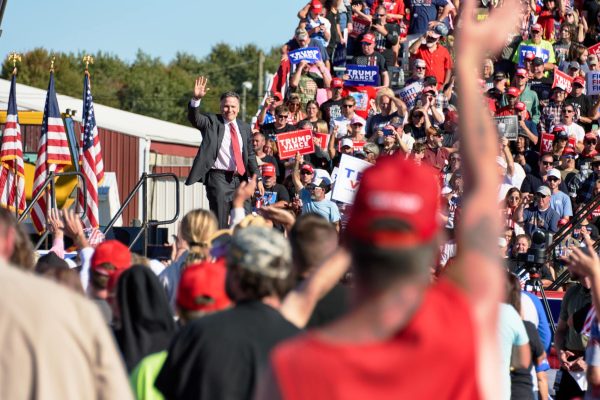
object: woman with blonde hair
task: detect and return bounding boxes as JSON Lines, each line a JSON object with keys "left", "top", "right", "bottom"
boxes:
{"left": 158, "top": 209, "right": 218, "bottom": 311}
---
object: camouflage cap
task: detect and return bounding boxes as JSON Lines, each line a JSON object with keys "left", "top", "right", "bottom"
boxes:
{"left": 228, "top": 226, "right": 292, "bottom": 279}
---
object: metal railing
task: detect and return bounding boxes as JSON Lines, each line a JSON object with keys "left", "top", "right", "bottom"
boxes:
{"left": 18, "top": 171, "right": 88, "bottom": 250}
{"left": 547, "top": 192, "right": 600, "bottom": 291}
{"left": 102, "top": 172, "right": 180, "bottom": 257}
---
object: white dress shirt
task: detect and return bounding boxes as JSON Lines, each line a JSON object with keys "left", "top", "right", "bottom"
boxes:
{"left": 191, "top": 98, "right": 244, "bottom": 171}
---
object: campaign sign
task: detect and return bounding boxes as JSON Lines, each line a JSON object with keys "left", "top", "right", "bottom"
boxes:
{"left": 587, "top": 71, "right": 600, "bottom": 95}
{"left": 589, "top": 42, "right": 600, "bottom": 58}
{"left": 331, "top": 154, "right": 372, "bottom": 204}
{"left": 313, "top": 132, "right": 330, "bottom": 149}
{"left": 288, "top": 47, "right": 322, "bottom": 65}
{"left": 540, "top": 132, "right": 554, "bottom": 153}
{"left": 539, "top": 132, "right": 575, "bottom": 152}
{"left": 345, "top": 65, "right": 379, "bottom": 86}
{"left": 494, "top": 116, "right": 519, "bottom": 141}
{"left": 276, "top": 129, "right": 315, "bottom": 160}
{"left": 338, "top": 140, "right": 366, "bottom": 152}
{"left": 552, "top": 68, "right": 573, "bottom": 93}
{"left": 396, "top": 81, "right": 423, "bottom": 109}
{"left": 518, "top": 45, "right": 550, "bottom": 66}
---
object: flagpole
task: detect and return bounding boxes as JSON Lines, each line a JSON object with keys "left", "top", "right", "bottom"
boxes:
{"left": 8, "top": 52, "right": 21, "bottom": 218}
{"left": 80, "top": 55, "right": 94, "bottom": 222}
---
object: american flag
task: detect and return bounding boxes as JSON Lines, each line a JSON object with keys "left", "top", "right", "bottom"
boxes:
{"left": 31, "top": 72, "right": 72, "bottom": 233}
{"left": 0, "top": 74, "right": 26, "bottom": 214}
{"left": 78, "top": 73, "right": 104, "bottom": 228}
{"left": 254, "top": 58, "right": 290, "bottom": 129}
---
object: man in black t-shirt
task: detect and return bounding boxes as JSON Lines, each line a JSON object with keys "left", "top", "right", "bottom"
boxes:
{"left": 260, "top": 105, "right": 297, "bottom": 139}
{"left": 289, "top": 214, "right": 348, "bottom": 328}
{"left": 351, "top": 33, "right": 390, "bottom": 87}
{"left": 528, "top": 57, "right": 554, "bottom": 106}
{"left": 320, "top": 77, "right": 345, "bottom": 124}
{"left": 566, "top": 76, "right": 593, "bottom": 132}
{"left": 155, "top": 227, "right": 299, "bottom": 400}
{"left": 253, "top": 132, "right": 280, "bottom": 179}
{"left": 260, "top": 163, "right": 290, "bottom": 208}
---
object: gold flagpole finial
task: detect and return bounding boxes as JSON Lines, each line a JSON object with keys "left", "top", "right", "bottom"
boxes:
{"left": 50, "top": 56, "right": 56, "bottom": 72}
{"left": 8, "top": 52, "right": 21, "bottom": 75}
{"left": 83, "top": 55, "right": 94, "bottom": 72}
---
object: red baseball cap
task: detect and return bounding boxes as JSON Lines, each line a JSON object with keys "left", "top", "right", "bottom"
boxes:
{"left": 531, "top": 23, "right": 542, "bottom": 32}
{"left": 562, "top": 145, "right": 577, "bottom": 156}
{"left": 573, "top": 76, "right": 585, "bottom": 86}
{"left": 552, "top": 124, "right": 566, "bottom": 133}
{"left": 361, "top": 33, "right": 376, "bottom": 45}
{"left": 311, "top": 0, "right": 323, "bottom": 11}
{"left": 331, "top": 77, "right": 344, "bottom": 88}
{"left": 506, "top": 87, "right": 520, "bottom": 97}
{"left": 261, "top": 163, "right": 276, "bottom": 177}
{"left": 585, "top": 132, "right": 598, "bottom": 141}
{"left": 515, "top": 101, "right": 526, "bottom": 111}
{"left": 525, "top": 53, "right": 536, "bottom": 61}
{"left": 91, "top": 240, "right": 131, "bottom": 276}
{"left": 176, "top": 260, "right": 232, "bottom": 312}
{"left": 515, "top": 68, "right": 528, "bottom": 77}
{"left": 301, "top": 163, "right": 315, "bottom": 174}
{"left": 345, "top": 155, "right": 440, "bottom": 247}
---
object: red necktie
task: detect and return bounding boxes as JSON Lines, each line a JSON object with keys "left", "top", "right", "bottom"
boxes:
{"left": 229, "top": 123, "right": 246, "bottom": 176}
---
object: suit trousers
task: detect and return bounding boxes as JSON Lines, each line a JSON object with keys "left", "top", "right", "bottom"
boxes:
{"left": 205, "top": 170, "right": 251, "bottom": 229}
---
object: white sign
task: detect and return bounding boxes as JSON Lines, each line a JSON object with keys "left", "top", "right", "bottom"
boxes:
{"left": 587, "top": 71, "right": 600, "bottom": 95}
{"left": 396, "top": 81, "right": 423, "bottom": 109}
{"left": 331, "top": 154, "right": 372, "bottom": 204}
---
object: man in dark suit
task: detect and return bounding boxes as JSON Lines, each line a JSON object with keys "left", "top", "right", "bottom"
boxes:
{"left": 185, "top": 76, "right": 263, "bottom": 228}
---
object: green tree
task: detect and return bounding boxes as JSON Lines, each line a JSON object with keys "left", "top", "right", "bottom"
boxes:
{"left": 0, "top": 44, "right": 284, "bottom": 125}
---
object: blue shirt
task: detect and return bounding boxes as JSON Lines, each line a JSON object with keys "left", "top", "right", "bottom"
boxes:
{"left": 409, "top": 0, "right": 448, "bottom": 35}
{"left": 550, "top": 190, "right": 573, "bottom": 219}
{"left": 523, "top": 291, "right": 552, "bottom": 353}
{"left": 302, "top": 199, "right": 341, "bottom": 223}
{"left": 523, "top": 206, "right": 560, "bottom": 235}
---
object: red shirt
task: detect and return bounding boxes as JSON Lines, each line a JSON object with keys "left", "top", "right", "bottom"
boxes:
{"left": 423, "top": 145, "right": 450, "bottom": 171}
{"left": 412, "top": 45, "right": 453, "bottom": 90}
{"left": 270, "top": 279, "right": 481, "bottom": 400}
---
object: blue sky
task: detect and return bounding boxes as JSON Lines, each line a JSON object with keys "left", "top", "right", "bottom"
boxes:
{"left": 0, "top": 0, "right": 301, "bottom": 63}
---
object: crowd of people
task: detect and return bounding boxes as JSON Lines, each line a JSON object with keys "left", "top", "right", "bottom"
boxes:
{"left": 8, "top": 0, "right": 600, "bottom": 399}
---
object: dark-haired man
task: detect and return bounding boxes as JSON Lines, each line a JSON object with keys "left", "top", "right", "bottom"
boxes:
{"left": 185, "top": 76, "right": 263, "bottom": 228}
{"left": 289, "top": 214, "right": 348, "bottom": 328}
{"left": 156, "top": 227, "right": 299, "bottom": 400}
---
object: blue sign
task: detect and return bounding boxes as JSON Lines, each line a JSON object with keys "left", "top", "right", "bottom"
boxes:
{"left": 288, "top": 47, "right": 322, "bottom": 65}
{"left": 345, "top": 64, "right": 379, "bottom": 87}
{"left": 519, "top": 45, "right": 550, "bottom": 65}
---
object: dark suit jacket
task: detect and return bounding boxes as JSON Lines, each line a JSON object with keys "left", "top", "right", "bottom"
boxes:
{"left": 185, "top": 104, "right": 260, "bottom": 185}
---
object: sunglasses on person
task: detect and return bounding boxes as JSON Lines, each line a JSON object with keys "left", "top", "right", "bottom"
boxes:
{"left": 300, "top": 170, "right": 313, "bottom": 175}
{"left": 547, "top": 177, "right": 560, "bottom": 182}
{"left": 376, "top": 13, "right": 386, "bottom": 17}
{"left": 534, "top": 193, "right": 548, "bottom": 199}
{"left": 277, "top": 114, "right": 289, "bottom": 119}
{"left": 415, "top": 66, "right": 426, "bottom": 70}
{"left": 562, "top": 154, "right": 576, "bottom": 159}
{"left": 541, "top": 160, "right": 554, "bottom": 166}
{"left": 342, "top": 104, "right": 355, "bottom": 108}
{"left": 586, "top": 140, "right": 597, "bottom": 145}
